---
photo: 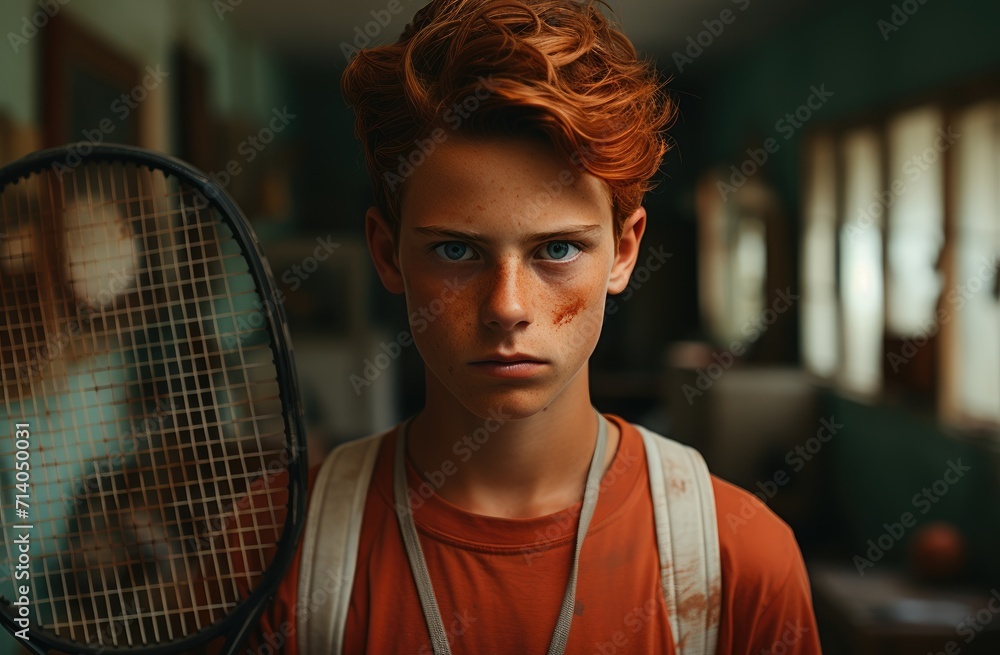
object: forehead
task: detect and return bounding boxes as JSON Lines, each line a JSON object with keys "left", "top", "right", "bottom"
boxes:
{"left": 398, "top": 134, "right": 612, "bottom": 229}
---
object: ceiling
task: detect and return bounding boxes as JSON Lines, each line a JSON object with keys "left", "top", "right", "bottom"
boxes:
{"left": 226, "top": 0, "right": 815, "bottom": 66}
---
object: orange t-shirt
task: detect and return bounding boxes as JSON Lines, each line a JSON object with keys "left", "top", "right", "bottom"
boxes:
{"left": 248, "top": 414, "right": 822, "bottom": 654}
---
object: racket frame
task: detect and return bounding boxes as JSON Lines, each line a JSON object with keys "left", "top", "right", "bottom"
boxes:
{"left": 0, "top": 143, "right": 309, "bottom": 655}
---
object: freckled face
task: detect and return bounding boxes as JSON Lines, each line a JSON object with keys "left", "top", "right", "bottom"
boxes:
{"left": 392, "top": 135, "right": 620, "bottom": 419}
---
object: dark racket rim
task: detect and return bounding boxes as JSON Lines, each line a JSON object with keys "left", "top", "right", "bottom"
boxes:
{"left": 0, "top": 143, "right": 309, "bottom": 655}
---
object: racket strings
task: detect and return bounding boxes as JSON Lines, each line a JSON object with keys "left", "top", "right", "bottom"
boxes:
{"left": 0, "top": 160, "right": 291, "bottom": 647}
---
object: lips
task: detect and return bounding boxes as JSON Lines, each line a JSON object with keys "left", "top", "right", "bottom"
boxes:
{"left": 467, "top": 357, "right": 549, "bottom": 379}
{"left": 471, "top": 353, "right": 546, "bottom": 364}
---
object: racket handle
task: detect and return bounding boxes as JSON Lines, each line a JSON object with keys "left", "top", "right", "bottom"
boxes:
{"left": 219, "top": 593, "right": 270, "bottom": 655}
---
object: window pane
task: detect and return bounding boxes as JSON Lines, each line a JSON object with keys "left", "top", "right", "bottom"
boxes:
{"left": 696, "top": 173, "right": 769, "bottom": 345}
{"left": 727, "top": 215, "right": 767, "bottom": 342}
{"left": 839, "top": 129, "right": 884, "bottom": 396}
{"left": 952, "top": 102, "right": 1000, "bottom": 423}
{"left": 885, "top": 107, "right": 945, "bottom": 336}
{"left": 802, "top": 134, "right": 839, "bottom": 377}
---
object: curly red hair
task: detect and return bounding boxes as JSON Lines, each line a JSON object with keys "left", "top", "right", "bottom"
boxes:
{"left": 340, "top": 0, "right": 674, "bottom": 243}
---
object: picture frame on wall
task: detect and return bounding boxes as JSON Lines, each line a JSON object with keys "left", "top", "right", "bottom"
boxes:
{"left": 41, "top": 14, "right": 145, "bottom": 148}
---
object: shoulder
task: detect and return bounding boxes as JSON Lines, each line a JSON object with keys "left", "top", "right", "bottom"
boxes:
{"left": 708, "top": 476, "right": 822, "bottom": 651}
{"left": 626, "top": 420, "right": 805, "bottom": 604}
{"left": 320, "top": 429, "right": 391, "bottom": 469}
{"left": 710, "top": 474, "right": 805, "bottom": 605}
{"left": 630, "top": 424, "right": 802, "bottom": 603}
{"left": 264, "top": 429, "right": 395, "bottom": 655}
{"left": 309, "top": 428, "right": 394, "bottom": 497}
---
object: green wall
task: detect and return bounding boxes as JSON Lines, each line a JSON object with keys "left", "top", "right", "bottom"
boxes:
{"left": 695, "top": 0, "right": 1000, "bottom": 205}
{"left": 821, "top": 393, "right": 1000, "bottom": 584}
{"left": 0, "top": 0, "right": 38, "bottom": 123}
{"left": 0, "top": 0, "right": 288, "bottom": 136}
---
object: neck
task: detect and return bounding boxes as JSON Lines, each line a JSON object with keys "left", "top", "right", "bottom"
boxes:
{"left": 405, "top": 368, "right": 620, "bottom": 519}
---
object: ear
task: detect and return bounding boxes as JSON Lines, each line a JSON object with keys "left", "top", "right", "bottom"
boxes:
{"left": 607, "top": 207, "right": 647, "bottom": 295}
{"left": 365, "top": 205, "right": 405, "bottom": 294}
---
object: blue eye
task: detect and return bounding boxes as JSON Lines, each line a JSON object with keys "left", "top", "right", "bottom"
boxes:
{"left": 434, "top": 242, "right": 475, "bottom": 261}
{"left": 539, "top": 241, "right": 581, "bottom": 261}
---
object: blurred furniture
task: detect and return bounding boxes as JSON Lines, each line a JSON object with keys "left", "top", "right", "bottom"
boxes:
{"left": 665, "top": 349, "right": 818, "bottom": 477}
{"left": 664, "top": 353, "right": 823, "bottom": 531}
{"left": 810, "top": 561, "right": 1000, "bottom": 655}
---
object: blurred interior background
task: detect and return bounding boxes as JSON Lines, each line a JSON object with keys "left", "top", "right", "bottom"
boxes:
{"left": 0, "top": 0, "right": 998, "bottom": 652}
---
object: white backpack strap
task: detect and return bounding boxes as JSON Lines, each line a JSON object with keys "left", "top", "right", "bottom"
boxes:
{"left": 297, "top": 429, "right": 387, "bottom": 654}
{"left": 637, "top": 425, "right": 721, "bottom": 655}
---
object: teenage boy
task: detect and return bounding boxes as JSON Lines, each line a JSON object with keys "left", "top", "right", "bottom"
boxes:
{"left": 250, "top": 1, "right": 822, "bottom": 653}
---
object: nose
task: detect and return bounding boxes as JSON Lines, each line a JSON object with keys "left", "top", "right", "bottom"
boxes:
{"left": 480, "top": 258, "right": 533, "bottom": 331}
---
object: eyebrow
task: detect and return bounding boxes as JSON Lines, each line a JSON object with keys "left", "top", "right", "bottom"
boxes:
{"left": 413, "top": 224, "right": 604, "bottom": 243}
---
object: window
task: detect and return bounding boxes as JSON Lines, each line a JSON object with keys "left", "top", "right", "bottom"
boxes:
{"left": 838, "top": 129, "right": 884, "bottom": 397}
{"left": 949, "top": 102, "right": 1000, "bottom": 424}
{"left": 802, "top": 134, "right": 839, "bottom": 378}
{"left": 885, "top": 107, "right": 945, "bottom": 337}
{"left": 800, "top": 86, "right": 1000, "bottom": 431}
{"left": 697, "top": 174, "right": 771, "bottom": 345}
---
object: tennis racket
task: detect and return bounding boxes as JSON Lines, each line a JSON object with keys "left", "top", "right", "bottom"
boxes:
{"left": 0, "top": 144, "right": 307, "bottom": 654}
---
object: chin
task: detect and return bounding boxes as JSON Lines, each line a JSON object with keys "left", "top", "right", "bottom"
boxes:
{"left": 452, "top": 384, "right": 558, "bottom": 423}
{"left": 451, "top": 376, "right": 580, "bottom": 421}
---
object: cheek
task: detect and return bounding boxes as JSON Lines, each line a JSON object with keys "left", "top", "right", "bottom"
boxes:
{"left": 405, "top": 275, "right": 477, "bottom": 342}
{"left": 548, "top": 281, "right": 607, "bottom": 363}
{"left": 554, "top": 296, "right": 586, "bottom": 327}
{"left": 550, "top": 269, "right": 607, "bottom": 328}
